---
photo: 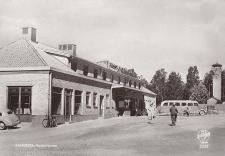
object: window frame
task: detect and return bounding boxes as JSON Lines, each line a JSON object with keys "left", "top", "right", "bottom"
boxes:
{"left": 93, "top": 93, "right": 97, "bottom": 108}
{"left": 86, "top": 92, "right": 91, "bottom": 106}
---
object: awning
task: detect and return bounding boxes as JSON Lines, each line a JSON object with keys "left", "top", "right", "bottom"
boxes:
{"left": 112, "top": 85, "right": 157, "bottom": 97}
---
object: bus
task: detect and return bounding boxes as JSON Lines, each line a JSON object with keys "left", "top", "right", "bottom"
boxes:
{"left": 159, "top": 100, "right": 206, "bottom": 115}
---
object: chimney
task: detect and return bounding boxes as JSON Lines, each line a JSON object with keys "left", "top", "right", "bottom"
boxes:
{"left": 58, "top": 44, "right": 76, "bottom": 56}
{"left": 22, "top": 27, "right": 36, "bottom": 42}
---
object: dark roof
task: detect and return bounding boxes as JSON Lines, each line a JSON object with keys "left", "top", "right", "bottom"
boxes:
{"left": 0, "top": 38, "right": 47, "bottom": 67}
{"left": 0, "top": 37, "right": 75, "bottom": 73}
{"left": 212, "top": 63, "right": 222, "bottom": 67}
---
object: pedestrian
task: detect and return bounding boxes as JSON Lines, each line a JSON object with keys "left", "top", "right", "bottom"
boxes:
{"left": 170, "top": 104, "right": 178, "bottom": 126}
{"left": 147, "top": 103, "right": 155, "bottom": 124}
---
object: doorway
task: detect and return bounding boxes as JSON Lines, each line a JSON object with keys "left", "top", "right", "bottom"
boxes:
{"left": 99, "top": 95, "right": 104, "bottom": 117}
{"left": 64, "top": 89, "right": 72, "bottom": 122}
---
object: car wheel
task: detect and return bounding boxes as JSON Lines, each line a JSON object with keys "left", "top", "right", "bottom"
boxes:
{"left": 199, "top": 110, "right": 205, "bottom": 116}
{"left": 0, "top": 122, "right": 6, "bottom": 130}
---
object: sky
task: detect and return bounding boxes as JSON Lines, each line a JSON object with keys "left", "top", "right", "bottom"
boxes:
{"left": 0, "top": 0, "right": 225, "bottom": 83}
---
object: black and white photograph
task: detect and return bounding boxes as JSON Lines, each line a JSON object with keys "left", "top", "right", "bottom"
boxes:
{"left": 0, "top": 0, "right": 225, "bottom": 155}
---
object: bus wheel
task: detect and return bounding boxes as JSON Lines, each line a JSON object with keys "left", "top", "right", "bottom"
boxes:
{"left": 199, "top": 110, "right": 205, "bottom": 116}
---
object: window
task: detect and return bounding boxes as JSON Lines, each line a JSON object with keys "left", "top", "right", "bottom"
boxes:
{"left": 134, "top": 82, "right": 136, "bottom": 88}
{"left": 94, "top": 69, "right": 98, "bottom": 78}
{"left": 86, "top": 92, "right": 91, "bottom": 106}
{"left": 103, "top": 72, "right": 107, "bottom": 80}
{"left": 163, "top": 103, "right": 168, "bottom": 106}
{"left": 188, "top": 103, "right": 193, "bottom": 106}
{"left": 83, "top": 65, "right": 88, "bottom": 76}
{"left": 71, "top": 62, "right": 77, "bottom": 72}
{"left": 175, "top": 103, "right": 180, "bottom": 106}
{"left": 118, "top": 76, "right": 120, "bottom": 84}
{"left": 74, "top": 90, "right": 82, "bottom": 115}
{"left": 124, "top": 78, "right": 127, "bottom": 86}
{"left": 129, "top": 80, "right": 132, "bottom": 87}
{"left": 63, "top": 45, "right": 67, "bottom": 50}
{"left": 93, "top": 93, "right": 97, "bottom": 107}
{"left": 194, "top": 103, "right": 198, "bottom": 106}
{"left": 169, "top": 103, "right": 173, "bottom": 106}
{"left": 68, "top": 44, "right": 72, "bottom": 50}
{"left": 0, "top": 112, "right": 2, "bottom": 116}
{"left": 52, "top": 87, "right": 62, "bottom": 115}
{"left": 23, "top": 28, "right": 28, "bottom": 34}
{"left": 182, "top": 103, "right": 186, "bottom": 106}
{"left": 8, "top": 87, "right": 32, "bottom": 115}
{"left": 111, "top": 74, "right": 114, "bottom": 82}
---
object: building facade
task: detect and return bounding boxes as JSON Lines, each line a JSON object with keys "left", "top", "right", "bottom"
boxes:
{"left": 0, "top": 27, "right": 156, "bottom": 127}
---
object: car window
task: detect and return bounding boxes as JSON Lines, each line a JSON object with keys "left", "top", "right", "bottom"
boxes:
{"left": 0, "top": 112, "right": 2, "bottom": 116}
{"left": 175, "top": 103, "right": 180, "bottom": 106}
{"left": 169, "top": 103, "right": 173, "bottom": 106}
{"left": 163, "top": 103, "right": 168, "bottom": 106}
{"left": 194, "top": 103, "right": 198, "bottom": 106}
{"left": 188, "top": 103, "right": 193, "bottom": 106}
{"left": 7, "top": 111, "right": 13, "bottom": 114}
{"left": 181, "top": 103, "right": 186, "bottom": 106}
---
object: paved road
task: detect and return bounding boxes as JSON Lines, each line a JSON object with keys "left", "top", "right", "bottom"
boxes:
{"left": 0, "top": 114, "right": 225, "bottom": 156}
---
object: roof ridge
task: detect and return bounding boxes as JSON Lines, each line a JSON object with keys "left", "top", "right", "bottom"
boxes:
{"left": 0, "top": 38, "right": 21, "bottom": 50}
{"left": 23, "top": 37, "right": 49, "bottom": 66}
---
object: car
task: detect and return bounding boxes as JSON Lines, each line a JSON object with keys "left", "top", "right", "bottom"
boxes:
{"left": 0, "top": 108, "right": 20, "bottom": 130}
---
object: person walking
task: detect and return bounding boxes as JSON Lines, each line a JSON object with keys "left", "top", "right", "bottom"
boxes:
{"left": 147, "top": 103, "right": 155, "bottom": 124}
{"left": 170, "top": 104, "right": 178, "bottom": 126}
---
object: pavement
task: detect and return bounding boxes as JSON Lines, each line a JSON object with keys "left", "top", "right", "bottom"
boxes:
{"left": 0, "top": 114, "right": 225, "bottom": 156}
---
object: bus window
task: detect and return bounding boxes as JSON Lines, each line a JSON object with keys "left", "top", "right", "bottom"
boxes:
{"left": 175, "top": 103, "right": 180, "bottom": 106}
{"left": 188, "top": 103, "right": 193, "bottom": 106}
{"left": 194, "top": 103, "right": 198, "bottom": 106}
{"left": 181, "top": 103, "right": 186, "bottom": 106}
{"left": 163, "top": 103, "right": 168, "bottom": 106}
{"left": 169, "top": 103, "right": 173, "bottom": 106}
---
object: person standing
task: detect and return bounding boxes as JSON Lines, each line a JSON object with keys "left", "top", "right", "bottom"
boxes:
{"left": 170, "top": 104, "right": 178, "bottom": 126}
{"left": 147, "top": 103, "right": 155, "bottom": 124}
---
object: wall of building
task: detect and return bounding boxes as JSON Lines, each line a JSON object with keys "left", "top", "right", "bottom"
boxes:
{"left": 53, "top": 55, "right": 70, "bottom": 66}
{"left": 52, "top": 71, "right": 118, "bottom": 122}
{"left": 0, "top": 71, "right": 50, "bottom": 127}
{"left": 0, "top": 71, "right": 50, "bottom": 114}
{"left": 213, "top": 67, "right": 222, "bottom": 100}
{"left": 72, "top": 57, "right": 142, "bottom": 89}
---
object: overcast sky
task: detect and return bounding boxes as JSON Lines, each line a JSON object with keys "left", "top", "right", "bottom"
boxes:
{"left": 0, "top": 0, "right": 225, "bottom": 82}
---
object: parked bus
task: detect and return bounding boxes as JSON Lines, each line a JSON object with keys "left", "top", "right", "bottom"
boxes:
{"left": 159, "top": 100, "right": 206, "bottom": 115}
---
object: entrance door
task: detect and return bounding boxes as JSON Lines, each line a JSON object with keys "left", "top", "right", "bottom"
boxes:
{"left": 99, "top": 96, "right": 104, "bottom": 117}
{"left": 65, "top": 95, "right": 71, "bottom": 122}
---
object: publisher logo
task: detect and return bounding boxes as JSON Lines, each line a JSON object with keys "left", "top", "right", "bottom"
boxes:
{"left": 197, "top": 130, "right": 210, "bottom": 148}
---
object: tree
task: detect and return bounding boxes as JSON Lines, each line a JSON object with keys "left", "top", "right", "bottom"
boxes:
{"left": 141, "top": 78, "right": 149, "bottom": 88}
{"left": 165, "top": 72, "right": 185, "bottom": 100}
{"left": 148, "top": 68, "right": 167, "bottom": 105}
{"left": 189, "top": 81, "right": 209, "bottom": 104}
{"left": 184, "top": 66, "right": 200, "bottom": 100}
{"left": 203, "top": 70, "right": 214, "bottom": 98}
